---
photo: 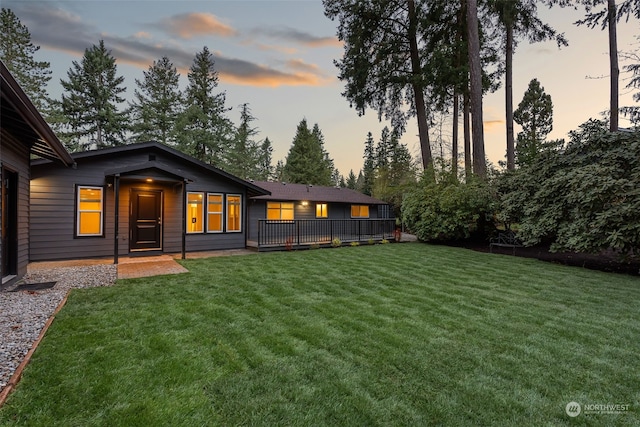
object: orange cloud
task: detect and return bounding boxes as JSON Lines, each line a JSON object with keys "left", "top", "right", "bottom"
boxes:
{"left": 160, "top": 13, "right": 236, "bottom": 39}
{"left": 483, "top": 119, "right": 505, "bottom": 130}
{"left": 219, "top": 66, "right": 333, "bottom": 88}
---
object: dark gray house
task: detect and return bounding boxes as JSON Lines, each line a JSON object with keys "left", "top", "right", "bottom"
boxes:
{"left": 30, "top": 141, "right": 269, "bottom": 262}
{"left": 1, "top": 61, "right": 74, "bottom": 285}
{"left": 247, "top": 181, "right": 395, "bottom": 249}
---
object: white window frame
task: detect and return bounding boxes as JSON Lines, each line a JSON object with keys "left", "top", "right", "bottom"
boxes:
{"left": 187, "top": 191, "right": 205, "bottom": 234}
{"left": 207, "top": 193, "right": 224, "bottom": 233}
{"left": 226, "top": 194, "right": 242, "bottom": 232}
{"left": 76, "top": 185, "right": 104, "bottom": 237}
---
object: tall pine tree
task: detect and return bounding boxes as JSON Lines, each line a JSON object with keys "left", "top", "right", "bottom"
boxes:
{"left": 129, "top": 56, "right": 182, "bottom": 145}
{"left": 283, "top": 119, "right": 334, "bottom": 186}
{"left": 176, "top": 47, "right": 233, "bottom": 166}
{"left": 59, "top": 40, "right": 128, "bottom": 151}
{"left": 256, "top": 137, "right": 274, "bottom": 181}
{"left": 513, "top": 78, "right": 554, "bottom": 167}
{"left": 361, "top": 131, "right": 376, "bottom": 196}
{"left": 226, "top": 103, "right": 261, "bottom": 179}
{"left": 0, "top": 8, "right": 52, "bottom": 112}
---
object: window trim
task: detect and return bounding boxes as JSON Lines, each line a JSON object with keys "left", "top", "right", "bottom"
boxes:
{"left": 267, "top": 201, "right": 295, "bottom": 221}
{"left": 316, "top": 203, "right": 328, "bottom": 218}
{"left": 226, "top": 194, "right": 242, "bottom": 233}
{"left": 186, "top": 191, "right": 205, "bottom": 234}
{"left": 206, "top": 193, "right": 224, "bottom": 233}
{"left": 75, "top": 185, "right": 105, "bottom": 237}
{"left": 351, "top": 204, "right": 370, "bottom": 219}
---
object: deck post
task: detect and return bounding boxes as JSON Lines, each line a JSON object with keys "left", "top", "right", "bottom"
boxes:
{"left": 113, "top": 174, "right": 120, "bottom": 265}
{"left": 181, "top": 179, "right": 186, "bottom": 260}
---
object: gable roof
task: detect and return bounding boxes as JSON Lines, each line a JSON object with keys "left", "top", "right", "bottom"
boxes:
{"left": 1, "top": 60, "right": 73, "bottom": 166}
{"left": 250, "top": 181, "right": 387, "bottom": 205}
{"left": 33, "top": 141, "right": 270, "bottom": 197}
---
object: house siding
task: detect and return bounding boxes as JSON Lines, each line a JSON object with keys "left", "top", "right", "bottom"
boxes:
{"left": 30, "top": 146, "right": 251, "bottom": 261}
{"left": 1, "top": 133, "right": 31, "bottom": 281}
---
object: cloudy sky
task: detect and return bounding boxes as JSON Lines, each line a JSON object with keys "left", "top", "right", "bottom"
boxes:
{"left": 4, "top": 0, "right": 638, "bottom": 175}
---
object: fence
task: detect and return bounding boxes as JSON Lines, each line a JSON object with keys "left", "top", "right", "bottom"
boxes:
{"left": 256, "top": 219, "right": 396, "bottom": 249}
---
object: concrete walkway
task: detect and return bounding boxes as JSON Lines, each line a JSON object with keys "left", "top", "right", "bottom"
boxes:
{"left": 27, "top": 249, "right": 258, "bottom": 280}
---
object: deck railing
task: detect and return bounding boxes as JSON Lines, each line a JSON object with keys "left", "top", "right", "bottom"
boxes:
{"left": 256, "top": 219, "right": 396, "bottom": 249}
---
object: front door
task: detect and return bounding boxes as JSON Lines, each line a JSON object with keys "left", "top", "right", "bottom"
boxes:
{"left": 1, "top": 168, "right": 18, "bottom": 279}
{"left": 130, "top": 189, "right": 162, "bottom": 251}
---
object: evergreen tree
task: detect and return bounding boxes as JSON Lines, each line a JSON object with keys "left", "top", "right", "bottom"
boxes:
{"left": 346, "top": 170, "right": 358, "bottom": 189}
{"left": 176, "top": 47, "right": 233, "bottom": 166}
{"left": 323, "top": 0, "right": 433, "bottom": 170}
{"left": 256, "top": 137, "right": 274, "bottom": 180}
{"left": 513, "top": 78, "right": 554, "bottom": 167}
{"left": 362, "top": 131, "right": 376, "bottom": 196}
{"left": 488, "top": 0, "right": 567, "bottom": 170}
{"left": 274, "top": 160, "right": 285, "bottom": 182}
{"left": 283, "top": 119, "right": 334, "bottom": 186}
{"left": 129, "top": 56, "right": 182, "bottom": 145}
{"left": 226, "top": 103, "right": 261, "bottom": 179}
{"left": 0, "top": 8, "right": 52, "bottom": 112}
{"left": 59, "top": 40, "right": 128, "bottom": 151}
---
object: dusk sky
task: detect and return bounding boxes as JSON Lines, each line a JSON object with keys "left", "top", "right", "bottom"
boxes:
{"left": 4, "top": 0, "right": 638, "bottom": 175}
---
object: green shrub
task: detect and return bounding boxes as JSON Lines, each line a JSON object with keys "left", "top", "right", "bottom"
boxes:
{"left": 368, "top": 238, "right": 375, "bottom": 245}
{"left": 402, "top": 173, "right": 497, "bottom": 242}
{"left": 497, "top": 119, "right": 640, "bottom": 257}
{"left": 331, "top": 237, "right": 342, "bottom": 247}
{"left": 350, "top": 241, "right": 360, "bottom": 247}
{"left": 381, "top": 239, "right": 390, "bottom": 244}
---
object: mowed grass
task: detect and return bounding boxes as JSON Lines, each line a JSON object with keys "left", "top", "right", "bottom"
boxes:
{"left": 1, "top": 243, "right": 639, "bottom": 426}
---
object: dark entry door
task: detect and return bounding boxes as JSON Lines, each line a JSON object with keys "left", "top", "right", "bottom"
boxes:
{"left": 1, "top": 169, "right": 18, "bottom": 278}
{"left": 130, "top": 189, "right": 162, "bottom": 251}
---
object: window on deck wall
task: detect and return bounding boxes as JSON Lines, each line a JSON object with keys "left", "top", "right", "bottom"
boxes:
{"left": 76, "top": 186, "right": 103, "bottom": 236}
{"left": 351, "top": 205, "right": 369, "bottom": 218}
{"left": 316, "top": 203, "right": 328, "bottom": 218}
{"left": 187, "top": 192, "right": 204, "bottom": 233}
{"left": 227, "top": 195, "right": 242, "bottom": 232}
{"left": 207, "top": 193, "right": 223, "bottom": 232}
{"left": 267, "top": 202, "right": 294, "bottom": 220}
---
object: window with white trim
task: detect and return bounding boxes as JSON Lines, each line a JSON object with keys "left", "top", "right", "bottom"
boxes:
{"left": 227, "top": 194, "right": 242, "bottom": 232}
{"left": 267, "top": 202, "right": 294, "bottom": 220}
{"left": 316, "top": 203, "right": 328, "bottom": 218}
{"left": 76, "top": 186, "right": 104, "bottom": 236}
{"left": 207, "top": 193, "right": 223, "bottom": 232}
{"left": 187, "top": 192, "right": 204, "bottom": 233}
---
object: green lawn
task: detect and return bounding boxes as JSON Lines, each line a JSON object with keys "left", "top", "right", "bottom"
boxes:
{"left": 1, "top": 243, "right": 639, "bottom": 426}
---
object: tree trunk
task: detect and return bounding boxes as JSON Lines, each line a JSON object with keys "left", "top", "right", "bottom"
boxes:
{"left": 408, "top": 0, "right": 433, "bottom": 172}
{"left": 452, "top": 93, "right": 459, "bottom": 178}
{"left": 608, "top": 0, "right": 619, "bottom": 131}
{"left": 464, "top": 91, "right": 472, "bottom": 179}
{"left": 505, "top": 21, "right": 515, "bottom": 170}
{"left": 466, "top": 0, "right": 486, "bottom": 177}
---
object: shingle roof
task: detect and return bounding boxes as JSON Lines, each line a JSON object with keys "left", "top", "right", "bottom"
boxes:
{"left": 251, "top": 181, "right": 387, "bottom": 205}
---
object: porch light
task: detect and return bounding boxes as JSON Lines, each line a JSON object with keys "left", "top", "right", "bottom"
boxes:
{"left": 146, "top": 178, "right": 153, "bottom": 183}
{"left": 301, "top": 201, "right": 309, "bottom": 207}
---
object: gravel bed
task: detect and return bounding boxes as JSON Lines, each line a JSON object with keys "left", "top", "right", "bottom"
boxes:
{"left": 0, "top": 264, "right": 116, "bottom": 393}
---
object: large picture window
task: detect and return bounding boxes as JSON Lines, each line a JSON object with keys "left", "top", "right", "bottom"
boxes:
{"left": 351, "top": 205, "right": 369, "bottom": 218}
{"left": 187, "top": 192, "right": 204, "bottom": 233}
{"left": 76, "top": 186, "right": 104, "bottom": 236}
{"left": 267, "top": 202, "right": 294, "bottom": 220}
{"left": 207, "top": 193, "right": 223, "bottom": 232}
{"left": 227, "top": 195, "right": 242, "bottom": 232}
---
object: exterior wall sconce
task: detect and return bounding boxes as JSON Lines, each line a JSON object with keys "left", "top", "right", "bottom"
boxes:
{"left": 301, "top": 201, "right": 309, "bottom": 207}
